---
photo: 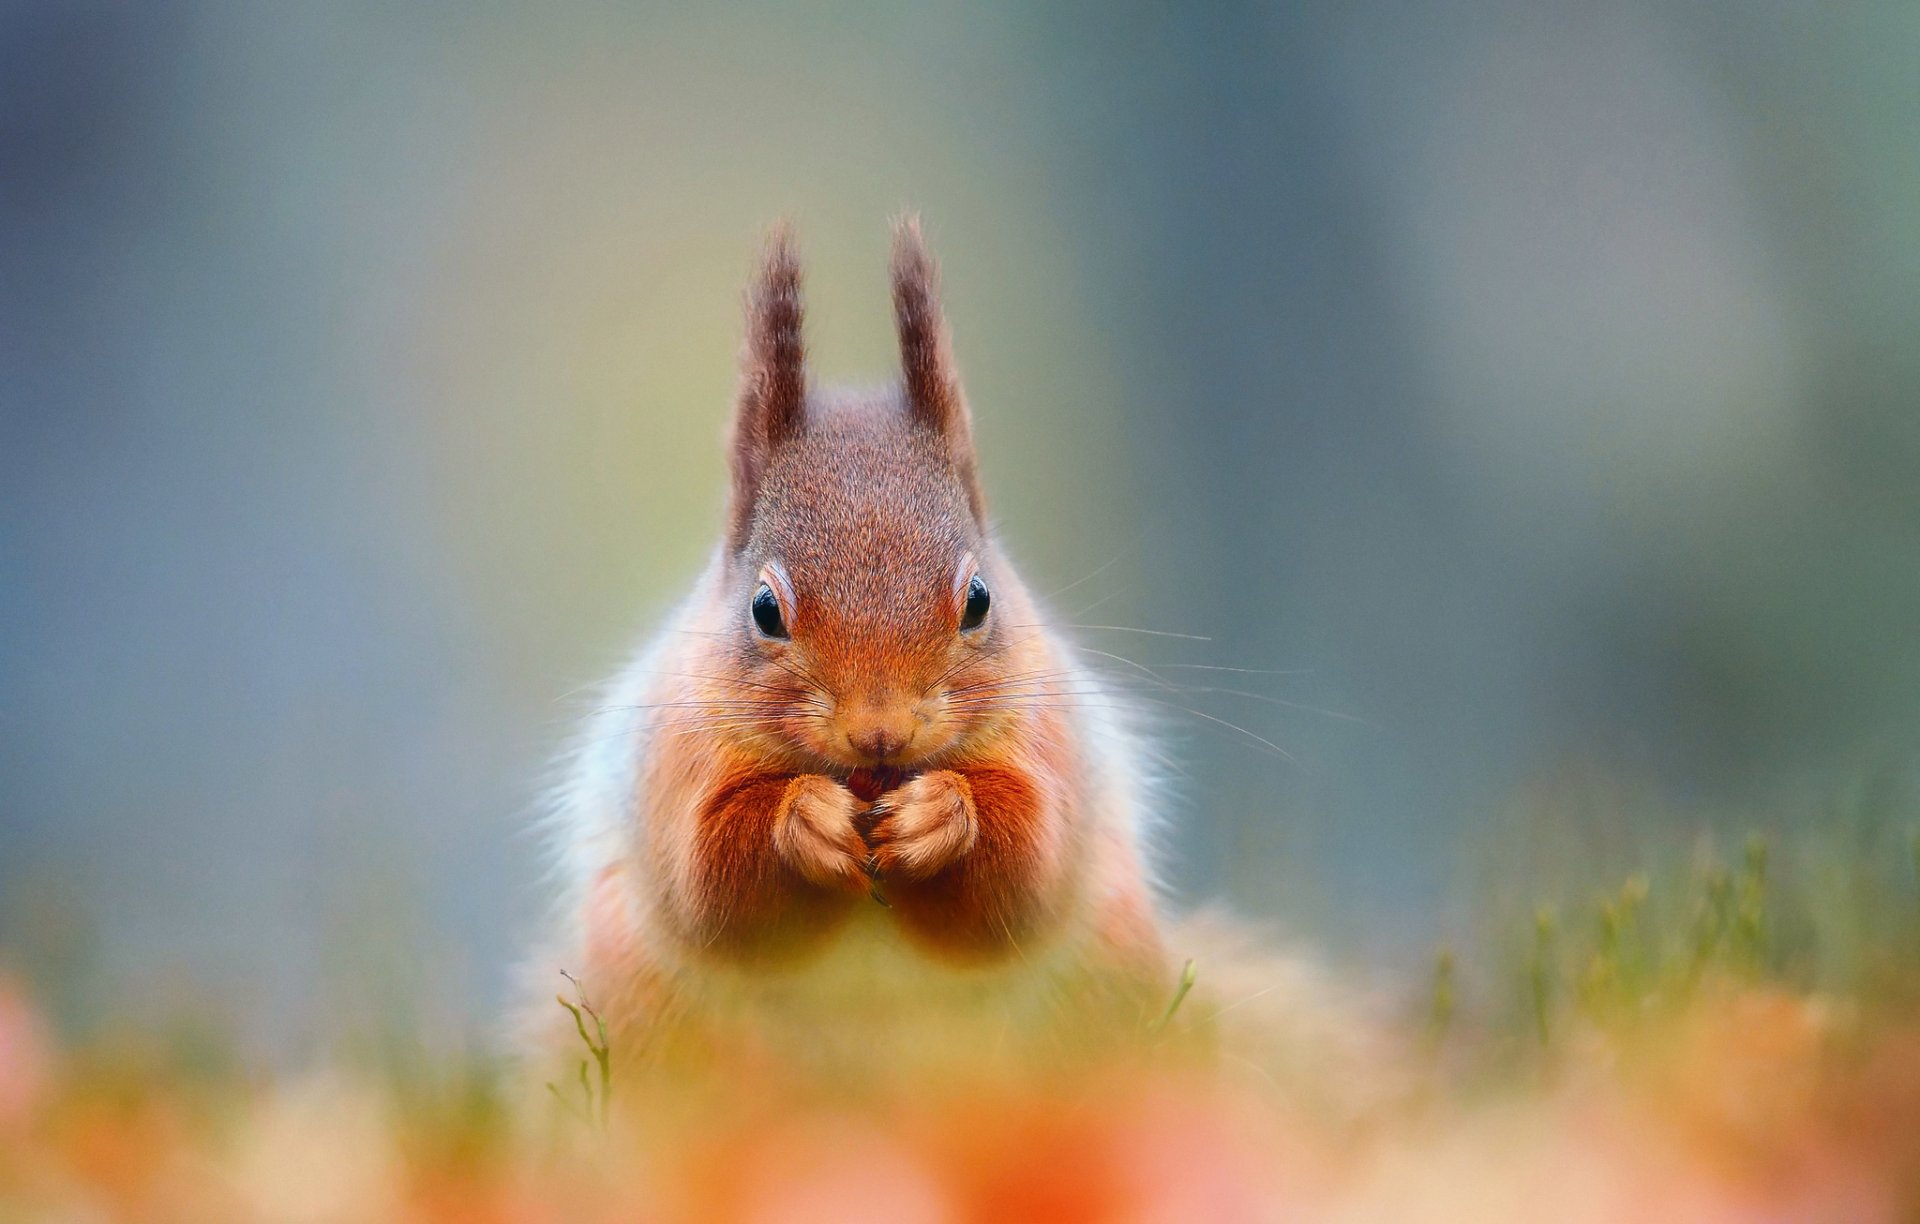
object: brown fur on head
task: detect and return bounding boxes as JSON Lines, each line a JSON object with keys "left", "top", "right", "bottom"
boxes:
{"left": 714, "top": 220, "right": 1035, "bottom": 774}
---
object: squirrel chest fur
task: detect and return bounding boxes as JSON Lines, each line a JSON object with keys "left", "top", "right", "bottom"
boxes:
{"left": 528, "top": 221, "right": 1174, "bottom": 1087}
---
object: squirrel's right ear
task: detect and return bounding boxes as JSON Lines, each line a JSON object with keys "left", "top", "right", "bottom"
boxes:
{"left": 891, "top": 216, "right": 985, "bottom": 524}
{"left": 727, "top": 224, "right": 807, "bottom": 549}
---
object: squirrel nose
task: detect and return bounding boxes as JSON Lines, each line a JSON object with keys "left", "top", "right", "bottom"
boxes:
{"left": 843, "top": 706, "right": 917, "bottom": 761}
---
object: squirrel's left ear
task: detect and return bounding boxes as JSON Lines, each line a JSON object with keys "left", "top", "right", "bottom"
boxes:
{"left": 891, "top": 215, "right": 985, "bottom": 523}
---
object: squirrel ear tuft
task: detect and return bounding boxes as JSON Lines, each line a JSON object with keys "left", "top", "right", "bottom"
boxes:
{"left": 890, "top": 214, "right": 984, "bottom": 522}
{"left": 729, "top": 223, "right": 807, "bottom": 549}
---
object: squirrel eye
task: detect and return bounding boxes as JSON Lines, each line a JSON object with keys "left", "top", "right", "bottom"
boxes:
{"left": 750, "top": 582, "right": 788, "bottom": 639}
{"left": 960, "top": 575, "right": 991, "bottom": 633}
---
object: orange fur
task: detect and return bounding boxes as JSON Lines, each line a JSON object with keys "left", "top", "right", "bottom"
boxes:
{"left": 526, "top": 220, "right": 1173, "bottom": 1090}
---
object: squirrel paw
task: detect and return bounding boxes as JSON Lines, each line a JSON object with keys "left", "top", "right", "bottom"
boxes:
{"left": 867, "top": 770, "right": 978, "bottom": 880}
{"left": 773, "top": 776, "right": 870, "bottom": 893}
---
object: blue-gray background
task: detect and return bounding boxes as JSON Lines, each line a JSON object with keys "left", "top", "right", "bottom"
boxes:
{"left": 5, "top": 2, "right": 1918, "bottom": 1049}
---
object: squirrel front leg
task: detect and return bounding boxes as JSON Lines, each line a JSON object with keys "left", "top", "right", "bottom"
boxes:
{"left": 676, "top": 772, "right": 867, "bottom": 961}
{"left": 867, "top": 766, "right": 1065, "bottom": 959}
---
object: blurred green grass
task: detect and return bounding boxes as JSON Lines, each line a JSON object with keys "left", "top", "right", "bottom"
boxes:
{"left": 8, "top": 765, "right": 1920, "bottom": 1218}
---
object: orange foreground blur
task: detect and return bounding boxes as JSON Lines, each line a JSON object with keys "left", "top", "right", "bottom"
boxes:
{"left": 5, "top": 971, "right": 1920, "bottom": 1222}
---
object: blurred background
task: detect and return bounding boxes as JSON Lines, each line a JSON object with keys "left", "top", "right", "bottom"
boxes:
{"left": 4, "top": 1, "right": 1918, "bottom": 1054}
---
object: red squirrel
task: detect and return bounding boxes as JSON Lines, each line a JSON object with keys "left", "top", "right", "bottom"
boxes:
{"left": 525, "top": 219, "right": 1179, "bottom": 1087}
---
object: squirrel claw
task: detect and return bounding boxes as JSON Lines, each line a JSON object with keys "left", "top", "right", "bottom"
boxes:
{"left": 863, "top": 852, "right": 890, "bottom": 906}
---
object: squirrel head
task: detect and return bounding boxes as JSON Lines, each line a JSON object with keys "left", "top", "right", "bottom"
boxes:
{"left": 714, "top": 219, "right": 1028, "bottom": 772}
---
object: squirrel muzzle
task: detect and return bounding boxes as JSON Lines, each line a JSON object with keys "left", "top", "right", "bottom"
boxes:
{"left": 837, "top": 695, "right": 922, "bottom": 765}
